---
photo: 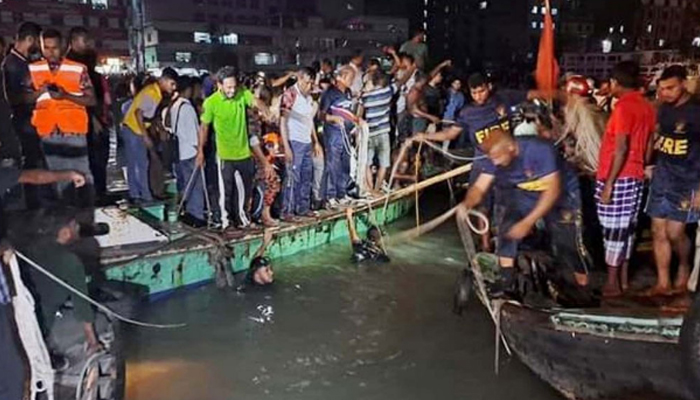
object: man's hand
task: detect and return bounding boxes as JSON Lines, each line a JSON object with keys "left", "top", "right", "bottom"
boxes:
{"left": 313, "top": 143, "right": 324, "bottom": 158}
{"left": 345, "top": 207, "right": 354, "bottom": 218}
{"left": 644, "top": 166, "right": 655, "bottom": 181}
{"left": 284, "top": 147, "right": 293, "bottom": 164}
{"left": 600, "top": 183, "right": 614, "bottom": 205}
{"left": 441, "top": 60, "right": 452, "bottom": 68}
{"left": 506, "top": 220, "right": 534, "bottom": 240}
{"left": 143, "top": 135, "right": 154, "bottom": 150}
{"left": 195, "top": 150, "right": 205, "bottom": 168}
{"left": 1, "top": 242, "right": 12, "bottom": 265}
{"left": 48, "top": 86, "right": 66, "bottom": 100}
{"left": 430, "top": 115, "right": 441, "bottom": 125}
{"left": 692, "top": 188, "right": 700, "bottom": 212}
{"left": 412, "top": 133, "right": 427, "bottom": 143}
{"left": 69, "top": 171, "right": 86, "bottom": 188}
{"left": 262, "top": 161, "right": 274, "bottom": 180}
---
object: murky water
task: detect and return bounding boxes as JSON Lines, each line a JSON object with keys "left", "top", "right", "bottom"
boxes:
{"left": 124, "top": 216, "right": 562, "bottom": 400}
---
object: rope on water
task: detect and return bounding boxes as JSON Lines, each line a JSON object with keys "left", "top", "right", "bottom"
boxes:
{"left": 15, "top": 251, "right": 186, "bottom": 329}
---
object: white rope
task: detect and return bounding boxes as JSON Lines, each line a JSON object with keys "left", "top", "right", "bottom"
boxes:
{"left": 7, "top": 253, "right": 54, "bottom": 400}
{"left": 419, "top": 139, "right": 488, "bottom": 162}
{"left": 464, "top": 208, "right": 490, "bottom": 235}
{"left": 15, "top": 251, "right": 186, "bottom": 329}
{"left": 75, "top": 351, "right": 106, "bottom": 400}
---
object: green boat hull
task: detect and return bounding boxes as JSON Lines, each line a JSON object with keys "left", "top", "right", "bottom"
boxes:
{"left": 102, "top": 197, "right": 414, "bottom": 299}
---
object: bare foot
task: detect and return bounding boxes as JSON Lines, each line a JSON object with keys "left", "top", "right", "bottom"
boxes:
{"left": 602, "top": 283, "right": 623, "bottom": 298}
{"left": 262, "top": 218, "right": 279, "bottom": 228}
{"left": 673, "top": 269, "right": 690, "bottom": 293}
{"left": 640, "top": 284, "right": 673, "bottom": 297}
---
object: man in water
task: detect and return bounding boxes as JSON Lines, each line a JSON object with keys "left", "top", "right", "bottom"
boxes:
{"left": 239, "top": 230, "right": 275, "bottom": 290}
{"left": 646, "top": 65, "right": 700, "bottom": 295}
{"left": 459, "top": 129, "right": 590, "bottom": 296}
{"left": 345, "top": 208, "right": 390, "bottom": 263}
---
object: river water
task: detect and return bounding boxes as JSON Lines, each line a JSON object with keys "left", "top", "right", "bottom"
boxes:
{"left": 124, "top": 214, "right": 561, "bottom": 400}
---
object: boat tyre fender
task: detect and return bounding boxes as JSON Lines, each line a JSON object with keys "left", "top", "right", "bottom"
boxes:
{"left": 680, "top": 293, "right": 700, "bottom": 399}
{"left": 453, "top": 268, "right": 473, "bottom": 315}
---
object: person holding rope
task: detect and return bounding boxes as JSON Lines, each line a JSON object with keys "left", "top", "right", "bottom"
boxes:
{"left": 169, "top": 76, "right": 208, "bottom": 228}
{"left": 459, "top": 129, "right": 590, "bottom": 297}
{"left": 0, "top": 166, "right": 85, "bottom": 399}
{"left": 345, "top": 208, "right": 390, "bottom": 264}
{"left": 414, "top": 73, "right": 536, "bottom": 251}
{"left": 13, "top": 208, "right": 103, "bottom": 363}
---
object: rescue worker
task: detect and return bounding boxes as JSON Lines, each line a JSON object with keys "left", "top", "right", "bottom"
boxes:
{"left": 28, "top": 29, "right": 96, "bottom": 207}
{"left": 457, "top": 129, "right": 590, "bottom": 296}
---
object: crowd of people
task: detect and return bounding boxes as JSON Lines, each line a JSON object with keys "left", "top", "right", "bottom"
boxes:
{"left": 2, "top": 16, "right": 700, "bottom": 399}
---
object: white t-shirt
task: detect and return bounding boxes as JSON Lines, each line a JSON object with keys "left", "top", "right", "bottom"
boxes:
{"left": 395, "top": 69, "right": 417, "bottom": 115}
{"left": 281, "top": 84, "right": 315, "bottom": 144}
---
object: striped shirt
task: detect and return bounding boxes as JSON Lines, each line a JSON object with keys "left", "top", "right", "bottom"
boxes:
{"left": 361, "top": 85, "right": 395, "bottom": 137}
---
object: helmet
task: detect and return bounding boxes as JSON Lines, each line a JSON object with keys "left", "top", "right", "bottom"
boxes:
{"left": 566, "top": 76, "right": 592, "bottom": 96}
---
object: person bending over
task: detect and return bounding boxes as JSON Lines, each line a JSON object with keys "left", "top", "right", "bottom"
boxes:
{"left": 457, "top": 129, "right": 590, "bottom": 296}
{"left": 345, "top": 208, "right": 390, "bottom": 263}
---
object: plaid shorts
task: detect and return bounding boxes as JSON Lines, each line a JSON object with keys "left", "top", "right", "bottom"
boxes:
{"left": 595, "top": 178, "right": 644, "bottom": 267}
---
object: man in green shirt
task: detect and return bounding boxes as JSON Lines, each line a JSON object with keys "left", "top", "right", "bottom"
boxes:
{"left": 400, "top": 28, "right": 429, "bottom": 70}
{"left": 196, "top": 66, "right": 272, "bottom": 229}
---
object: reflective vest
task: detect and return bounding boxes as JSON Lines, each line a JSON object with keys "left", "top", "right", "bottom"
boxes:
{"left": 123, "top": 83, "right": 163, "bottom": 136}
{"left": 29, "top": 59, "right": 89, "bottom": 137}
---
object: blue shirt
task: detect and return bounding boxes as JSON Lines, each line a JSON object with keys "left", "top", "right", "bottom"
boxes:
{"left": 652, "top": 99, "right": 700, "bottom": 192}
{"left": 457, "top": 90, "right": 527, "bottom": 150}
{"left": 484, "top": 137, "right": 580, "bottom": 210}
{"left": 443, "top": 90, "right": 465, "bottom": 122}
{"left": 320, "top": 86, "right": 355, "bottom": 135}
{"left": 361, "top": 85, "right": 395, "bottom": 137}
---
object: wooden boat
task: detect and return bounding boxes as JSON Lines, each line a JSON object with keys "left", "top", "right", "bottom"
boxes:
{"left": 98, "top": 163, "right": 471, "bottom": 299}
{"left": 459, "top": 229, "right": 700, "bottom": 400}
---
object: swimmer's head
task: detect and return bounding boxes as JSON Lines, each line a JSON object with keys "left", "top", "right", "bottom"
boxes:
{"left": 250, "top": 256, "right": 274, "bottom": 286}
{"left": 367, "top": 226, "right": 383, "bottom": 244}
{"left": 482, "top": 129, "right": 517, "bottom": 167}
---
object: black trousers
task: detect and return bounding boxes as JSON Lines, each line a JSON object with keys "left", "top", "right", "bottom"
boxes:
{"left": 0, "top": 304, "right": 25, "bottom": 400}
{"left": 220, "top": 158, "right": 255, "bottom": 228}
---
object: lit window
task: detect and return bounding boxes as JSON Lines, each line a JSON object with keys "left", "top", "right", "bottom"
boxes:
{"left": 539, "top": 22, "right": 544, "bottom": 29}
{"left": 531, "top": 21, "right": 538, "bottom": 29}
{"left": 83, "top": 0, "right": 108, "bottom": 9}
{"left": 647, "top": 24, "right": 653, "bottom": 33}
{"left": 175, "top": 52, "right": 192, "bottom": 63}
{"left": 193, "top": 31, "right": 211, "bottom": 43}
{"left": 541, "top": 6, "right": 546, "bottom": 14}
{"left": 621, "top": 38, "right": 627, "bottom": 45}
{"left": 619, "top": 25, "right": 624, "bottom": 33}
{"left": 659, "top": 39, "right": 665, "bottom": 47}
{"left": 552, "top": 8, "right": 558, "bottom": 15}
{"left": 220, "top": 33, "right": 238, "bottom": 45}
{"left": 531, "top": 5, "right": 538, "bottom": 13}
{"left": 254, "top": 52, "right": 277, "bottom": 66}
{"left": 609, "top": 27, "right": 613, "bottom": 34}
{"left": 693, "top": 37, "right": 700, "bottom": 47}
{"left": 423, "top": 9, "right": 428, "bottom": 18}
{"left": 479, "top": 1, "right": 488, "bottom": 10}
{"left": 602, "top": 39, "right": 612, "bottom": 53}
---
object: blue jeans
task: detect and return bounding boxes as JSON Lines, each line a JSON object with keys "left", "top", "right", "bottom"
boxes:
{"left": 176, "top": 157, "right": 206, "bottom": 221}
{"left": 120, "top": 125, "right": 152, "bottom": 202}
{"left": 283, "top": 141, "right": 313, "bottom": 215}
{"left": 323, "top": 130, "right": 350, "bottom": 200}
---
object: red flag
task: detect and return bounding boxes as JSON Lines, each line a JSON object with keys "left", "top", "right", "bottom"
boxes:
{"left": 535, "top": 0, "right": 560, "bottom": 94}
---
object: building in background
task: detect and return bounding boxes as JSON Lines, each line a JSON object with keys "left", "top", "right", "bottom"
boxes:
{"left": 0, "top": 0, "right": 129, "bottom": 68}
{"left": 133, "top": 0, "right": 407, "bottom": 73}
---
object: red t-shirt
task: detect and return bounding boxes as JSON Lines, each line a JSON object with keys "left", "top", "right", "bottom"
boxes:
{"left": 597, "top": 91, "right": 656, "bottom": 181}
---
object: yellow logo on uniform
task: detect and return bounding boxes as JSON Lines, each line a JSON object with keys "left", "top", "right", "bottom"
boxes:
{"left": 517, "top": 179, "right": 550, "bottom": 192}
{"left": 655, "top": 135, "right": 688, "bottom": 156}
{"left": 475, "top": 120, "right": 511, "bottom": 144}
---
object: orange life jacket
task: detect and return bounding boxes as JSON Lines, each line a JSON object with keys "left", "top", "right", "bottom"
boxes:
{"left": 29, "top": 59, "right": 89, "bottom": 137}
